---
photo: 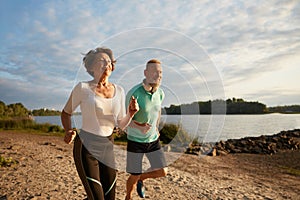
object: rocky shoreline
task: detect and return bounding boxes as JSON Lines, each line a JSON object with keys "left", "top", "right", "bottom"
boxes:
{"left": 186, "top": 129, "right": 300, "bottom": 156}
{"left": 1, "top": 130, "right": 300, "bottom": 199}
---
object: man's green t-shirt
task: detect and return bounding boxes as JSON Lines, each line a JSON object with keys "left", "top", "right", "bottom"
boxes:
{"left": 126, "top": 83, "right": 164, "bottom": 143}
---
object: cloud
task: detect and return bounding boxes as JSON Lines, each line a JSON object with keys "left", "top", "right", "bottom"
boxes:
{"left": 245, "top": 87, "right": 300, "bottom": 106}
{"left": 0, "top": 0, "right": 299, "bottom": 109}
{"left": 0, "top": 77, "right": 70, "bottom": 110}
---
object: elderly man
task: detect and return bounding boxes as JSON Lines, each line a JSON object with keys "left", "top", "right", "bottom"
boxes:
{"left": 125, "top": 59, "right": 168, "bottom": 200}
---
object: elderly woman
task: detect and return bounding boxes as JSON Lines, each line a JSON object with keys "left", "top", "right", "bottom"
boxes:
{"left": 61, "top": 47, "right": 138, "bottom": 200}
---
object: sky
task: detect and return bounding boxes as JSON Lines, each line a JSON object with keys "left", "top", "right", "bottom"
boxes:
{"left": 0, "top": 0, "right": 299, "bottom": 110}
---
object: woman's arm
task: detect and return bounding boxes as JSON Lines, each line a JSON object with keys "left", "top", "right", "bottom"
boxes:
{"left": 118, "top": 112, "right": 134, "bottom": 131}
{"left": 60, "top": 83, "right": 82, "bottom": 144}
{"left": 118, "top": 96, "right": 139, "bottom": 130}
{"left": 118, "top": 96, "right": 151, "bottom": 134}
{"left": 61, "top": 110, "right": 76, "bottom": 144}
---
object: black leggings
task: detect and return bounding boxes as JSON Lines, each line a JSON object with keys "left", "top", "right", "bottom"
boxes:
{"left": 73, "top": 134, "right": 116, "bottom": 200}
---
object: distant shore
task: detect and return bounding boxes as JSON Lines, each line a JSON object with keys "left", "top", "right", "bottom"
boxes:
{"left": 31, "top": 112, "right": 300, "bottom": 116}
{"left": 1, "top": 130, "right": 300, "bottom": 200}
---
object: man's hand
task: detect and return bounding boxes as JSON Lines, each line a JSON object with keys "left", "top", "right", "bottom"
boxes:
{"left": 130, "top": 120, "right": 152, "bottom": 134}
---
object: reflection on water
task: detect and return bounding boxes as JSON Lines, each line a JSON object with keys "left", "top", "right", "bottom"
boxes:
{"left": 34, "top": 114, "right": 300, "bottom": 142}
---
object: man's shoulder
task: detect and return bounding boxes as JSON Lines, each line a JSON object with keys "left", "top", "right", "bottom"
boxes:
{"left": 157, "top": 87, "right": 164, "bottom": 94}
{"left": 157, "top": 87, "right": 164, "bottom": 98}
{"left": 127, "top": 83, "right": 143, "bottom": 95}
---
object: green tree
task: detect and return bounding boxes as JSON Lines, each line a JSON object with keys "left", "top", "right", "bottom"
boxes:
{"left": 0, "top": 101, "right": 6, "bottom": 117}
{"left": 0, "top": 101, "right": 30, "bottom": 119}
{"left": 7, "top": 103, "right": 29, "bottom": 117}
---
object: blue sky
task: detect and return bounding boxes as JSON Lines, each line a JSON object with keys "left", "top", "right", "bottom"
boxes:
{"left": 0, "top": 0, "right": 299, "bottom": 110}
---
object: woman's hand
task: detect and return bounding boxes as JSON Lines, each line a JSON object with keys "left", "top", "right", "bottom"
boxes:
{"left": 128, "top": 96, "right": 139, "bottom": 117}
{"left": 64, "top": 129, "right": 76, "bottom": 144}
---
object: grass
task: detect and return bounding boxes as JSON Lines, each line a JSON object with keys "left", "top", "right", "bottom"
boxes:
{"left": 0, "top": 155, "right": 18, "bottom": 167}
{"left": 280, "top": 166, "right": 300, "bottom": 176}
{"left": 0, "top": 118, "right": 64, "bottom": 136}
{"left": 0, "top": 118, "right": 191, "bottom": 145}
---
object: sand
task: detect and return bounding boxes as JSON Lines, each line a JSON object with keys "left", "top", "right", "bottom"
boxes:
{"left": 0, "top": 131, "right": 299, "bottom": 200}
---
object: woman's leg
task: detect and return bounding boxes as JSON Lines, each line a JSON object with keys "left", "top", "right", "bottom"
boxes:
{"left": 73, "top": 136, "right": 96, "bottom": 200}
{"left": 81, "top": 145, "right": 105, "bottom": 200}
{"left": 75, "top": 131, "right": 116, "bottom": 200}
{"left": 99, "top": 162, "right": 117, "bottom": 200}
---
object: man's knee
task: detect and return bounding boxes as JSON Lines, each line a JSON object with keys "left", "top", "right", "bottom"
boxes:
{"left": 162, "top": 167, "right": 168, "bottom": 177}
{"left": 128, "top": 174, "right": 141, "bottom": 182}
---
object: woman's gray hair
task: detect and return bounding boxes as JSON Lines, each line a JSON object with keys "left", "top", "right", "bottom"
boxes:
{"left": 83, "top": 47, "right": 116, "bottom": 76}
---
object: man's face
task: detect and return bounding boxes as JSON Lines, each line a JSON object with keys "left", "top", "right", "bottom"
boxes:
{"left": 145, "top": 63, "right": 162, "bottom": 87}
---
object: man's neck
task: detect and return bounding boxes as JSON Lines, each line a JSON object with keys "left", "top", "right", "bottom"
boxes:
{"left": 142, "top": 79, "right": 158, "bottom": 93}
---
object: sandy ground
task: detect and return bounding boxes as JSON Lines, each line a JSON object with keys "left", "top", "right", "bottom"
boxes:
{"left": 0, "top": 131, "right": 300, "bottom": 200}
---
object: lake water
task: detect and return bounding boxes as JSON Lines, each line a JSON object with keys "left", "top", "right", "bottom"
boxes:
{"left": 34, "top": 114, "right": 300, "bottom": 142}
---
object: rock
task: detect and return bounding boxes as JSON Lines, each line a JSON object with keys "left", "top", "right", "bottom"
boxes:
{"left": 186, "top": 129, "right": 300, "bottom": 156}
{"left": 217, "top": 150, "right": 228, "bottom": 156}
{"left": 164, "top": 145, "right": 171, "bottom": 152}
{"left": 0, "top": 195, "right": 7, "bottom": 200}
{"left": 42, "top": 142, "right": 56, "bottom": 146}
{"left": 164, "top": 129, "right": 300, "bottom": 156}
{"left": 207, "top": 148, "right": 217, "bottom": 156}
{"left": 267, "top": 142, "right": 276, "bottom": 150}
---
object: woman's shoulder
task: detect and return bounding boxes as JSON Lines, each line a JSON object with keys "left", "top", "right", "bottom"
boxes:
{"left": 113, "top": 84, "right": 124, "bottom": 91}
{"left": 72, "top": 81, "right": 91, "bottom": 92}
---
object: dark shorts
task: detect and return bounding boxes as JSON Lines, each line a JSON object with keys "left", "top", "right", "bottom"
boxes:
{"left": 126, "top": 139, "right": 167, "bottom": 175}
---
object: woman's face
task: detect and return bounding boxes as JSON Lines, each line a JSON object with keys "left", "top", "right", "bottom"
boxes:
{"left": 91, "top": 52, "right": 113, "bottom": 80}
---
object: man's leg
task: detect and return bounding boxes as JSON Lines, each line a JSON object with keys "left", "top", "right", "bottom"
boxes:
{"left": 125, "top": 174, "right": 140, "bottom": 200}
{"left": 125, "top": 140, "right": 144, "bottom": 200}
{"left": 141, "top": 140, "right": 168, "bottom": 181}
{"left": 140, "top": 167, "right": 168, "bottom": 181}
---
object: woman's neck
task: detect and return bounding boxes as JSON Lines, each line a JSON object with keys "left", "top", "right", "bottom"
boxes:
{"left": 92, "top": 76, "right": 109, "bottom": 87}
{"left": 98, "top": 79, "right": 109, "bottom": 87}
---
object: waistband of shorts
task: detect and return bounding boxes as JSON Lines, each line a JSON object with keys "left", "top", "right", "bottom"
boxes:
{"left": 127, "top": 138, "right": 159, "bottom": 145}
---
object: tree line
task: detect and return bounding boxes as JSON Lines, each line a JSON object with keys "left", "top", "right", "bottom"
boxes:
{"left": 268, "top": 105, "right": 300, "bottom": 113}
{"left": 31, "top": 108, "right": 61, "bottom": 116}
{"left": 1, "top": 98, "right": 299, "bottom": 118}
{"left": 164, "top": 98, "right": 300, "bottom": 114}
{"left": 0, "top": 101, "right": 30, "bottom": 119}
{"left": 0, "top": 101, "right": 61, "bottom": 119}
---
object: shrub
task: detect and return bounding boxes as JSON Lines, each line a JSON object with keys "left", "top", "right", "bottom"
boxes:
{"left": 113, "top": 127, "right": 128, "bottom": 142}
{"left": 0, "top": 118, "right": 35, "bottom": 129}
{"left": 159, "top": 123, "right": 191, "bottom": 145}
{"left": 0, "top": 155, "right": 18, "bottom": 167}
{"left": 0, "top": 118, "right": 64, "bottom": 134}
{"left": 113, "top": 123, "right": 192, "bottom": 145}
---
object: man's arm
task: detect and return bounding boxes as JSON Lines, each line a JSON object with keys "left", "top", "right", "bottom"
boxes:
{"left": 156, "top": 109, "right": 161, "bottom": 135}
{"left": 128, "top": 120, "right": 152, "bottom": 134}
